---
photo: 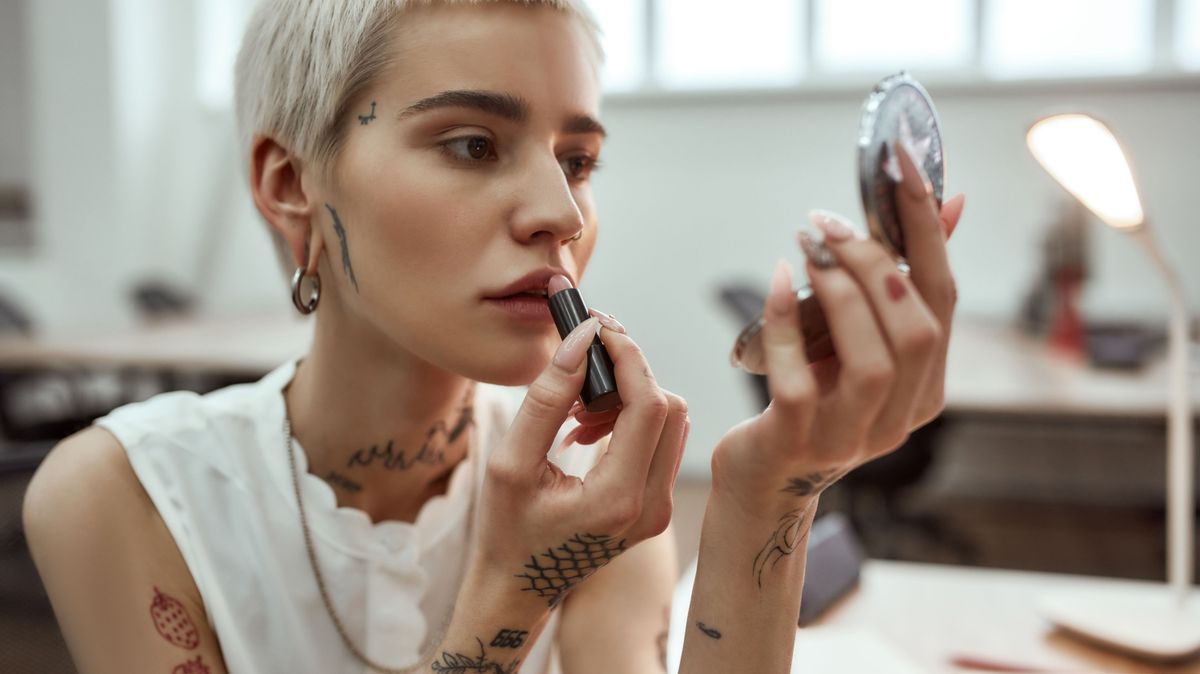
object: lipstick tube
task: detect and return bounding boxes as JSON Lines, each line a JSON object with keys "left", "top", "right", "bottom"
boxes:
{"left": 548, "top": 284, "right": 622, "bottom": 412}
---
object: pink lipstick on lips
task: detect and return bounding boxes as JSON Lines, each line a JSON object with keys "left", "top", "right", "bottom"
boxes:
{"left": 547, "top": 274, "right": 622, "bottom": 413}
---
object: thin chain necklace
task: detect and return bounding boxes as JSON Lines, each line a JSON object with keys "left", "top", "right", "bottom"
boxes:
{"left": 283, "top": 416, "right": 452, "bottom": 673}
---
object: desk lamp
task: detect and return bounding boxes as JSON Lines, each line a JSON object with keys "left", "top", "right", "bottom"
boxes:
{"left": 1027, "top": 113, "right": 1199, "bottom": 660}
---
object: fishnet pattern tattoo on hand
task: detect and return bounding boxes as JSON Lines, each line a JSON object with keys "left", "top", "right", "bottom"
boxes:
{"left": 515, "top": 533, "right": 627, "bottom": 607}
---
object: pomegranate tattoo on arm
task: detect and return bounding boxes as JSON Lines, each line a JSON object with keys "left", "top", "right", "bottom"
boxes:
{"left": 150, "top": 586, "right": 200, "bottom": 650}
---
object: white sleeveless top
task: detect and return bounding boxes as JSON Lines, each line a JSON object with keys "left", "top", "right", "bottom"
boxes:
{"left": 94, "top": 359, "right": 598, "bottom": 674}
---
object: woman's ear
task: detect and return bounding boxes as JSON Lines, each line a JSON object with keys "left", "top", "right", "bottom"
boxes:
{"left": 249, "top": 135, "right": 324, "bottom": 272}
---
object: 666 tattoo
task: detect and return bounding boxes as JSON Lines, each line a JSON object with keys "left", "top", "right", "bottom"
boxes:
{"left": 490, "top": 629, "right": 528, "bottom": 649}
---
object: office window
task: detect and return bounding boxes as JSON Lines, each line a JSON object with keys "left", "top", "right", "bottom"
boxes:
{"left": 1179, "top": 0, "right": 1200, "bottom": 70}
{"left": 982, "top": 0, "right": 1155, "bottom": 78}
{"left": 813, "top": 0, "right": 973, "bottom": 72}
{"left": 655, "top": 0, "right": 805, "bottom": 88}
{"left": 196, "top": 0, "right": 253, "bottom": 109}
{"left": 585, "top": 0, "right": 647, "bottom": 91}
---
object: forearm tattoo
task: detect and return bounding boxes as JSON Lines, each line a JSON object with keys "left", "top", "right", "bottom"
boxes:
{"left": 171, "top": 656, "right": 211, "bottom": 673}
{"left": 150, "top": 587, "right": 199, "bottom": 649}
{"left": 780, "top": 469, "right": 842, "bottom": 497}
{"left": 431, "top": 637, "right": 520, "bottom": 674}
{"left": 489, "top": 629, "right": 527, "bottom": 649}
{"left": 357, "top": 101, "right": 378, "bottom": 125}
{"left": 515, "top": 533, "right": 627, "bottom": 608}
{"left": 751, "top": 500, "right": 818, "bottom": 589}
{"left": 696, "top": 622, "right": 722, "bottom": 639}
{"left": 324, "top": 204, "right": 359, "bottom": 292}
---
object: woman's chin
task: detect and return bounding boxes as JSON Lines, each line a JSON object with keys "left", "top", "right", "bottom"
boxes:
{"left": 466, "top": 344, "right": 554, "bottom": 387}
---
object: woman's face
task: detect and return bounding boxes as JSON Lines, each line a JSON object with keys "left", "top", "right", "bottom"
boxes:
{"left": 314, "top": 3, "right": 603, "bottom": 386}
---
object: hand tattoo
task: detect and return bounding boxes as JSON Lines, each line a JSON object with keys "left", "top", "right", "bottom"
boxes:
{"left": 489, "top": 629, "right": 528, "bottom": 648}
{"left": 171, "top": 656, "right": 211, "bottom": 673}
{"left": 324, "top": 470, "right": 363, "bottom": 492}
{"left": 696, "top": 622, "right": 722, "bottom": 639}
{"left": 781, "top": 469, "right": 842, "bottom": 497}
{"left": 515, "top": 533, "right": 627, "bottom": 607}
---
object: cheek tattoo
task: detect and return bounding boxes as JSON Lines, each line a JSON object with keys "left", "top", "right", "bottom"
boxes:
{"left": 325, "top": 204, "right": 359, "bottom": 292}
{"left": 885, "top": 273, "right": 907, "bottom": 301}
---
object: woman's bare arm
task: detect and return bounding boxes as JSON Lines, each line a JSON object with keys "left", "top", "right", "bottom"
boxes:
{"left": 23, "top": 427, "right": 229, "bottom": 674}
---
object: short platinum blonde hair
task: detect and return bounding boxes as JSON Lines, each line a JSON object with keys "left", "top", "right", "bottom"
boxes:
{"left": 234, "top": 0, "right": 602, "bottom": 177}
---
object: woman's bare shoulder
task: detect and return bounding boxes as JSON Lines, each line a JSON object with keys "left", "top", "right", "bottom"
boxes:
{"left": 22, "top": 426, "right": 226, "bottom": 670}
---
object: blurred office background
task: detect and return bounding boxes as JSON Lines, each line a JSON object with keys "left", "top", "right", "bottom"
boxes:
{"left": 1, "top": 0, "right": 1199, "bottom": 671}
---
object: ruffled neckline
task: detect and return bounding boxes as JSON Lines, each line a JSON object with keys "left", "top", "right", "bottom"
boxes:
{"left": 262, "top": 359, "right": 479, "bottom": 562}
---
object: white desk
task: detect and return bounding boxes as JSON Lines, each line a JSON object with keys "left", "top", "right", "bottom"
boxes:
{"left": 668, "top": 558, "right": 1200, "bottom": 674}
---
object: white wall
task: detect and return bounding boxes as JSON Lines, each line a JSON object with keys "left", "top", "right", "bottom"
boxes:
{"left": 585, "top": 82, "right": 1200, "bottom": 475}
{"left": 2, "top": 4, "right": 1197, "bottom": 475}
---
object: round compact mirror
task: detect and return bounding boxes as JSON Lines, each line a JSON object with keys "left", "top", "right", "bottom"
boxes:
{"left": 729, "top": 71, "right": 946, "bottom": 374}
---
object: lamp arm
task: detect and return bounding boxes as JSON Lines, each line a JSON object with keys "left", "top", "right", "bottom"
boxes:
{"left": 1130, "top": 225, "right": 1195, "bottom": 604}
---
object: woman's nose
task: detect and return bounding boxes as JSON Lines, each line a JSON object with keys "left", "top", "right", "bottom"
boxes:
{"left": 508, "top": 156, "right": 585, "bottom": 245}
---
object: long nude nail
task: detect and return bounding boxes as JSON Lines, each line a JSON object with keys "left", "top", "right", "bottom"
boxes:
{"left": 588, "top": 308, "right": 626, "bottom": 334}
{"left": 553, "top": 317, "right": 601, "bottom": 371}
{"left": 797, "top": 231, "right": 838, "bottom": 269}
{"left": 895, "top": 140, "right": 932, "bottom": 199}
{"left": 808, "top": 210, "right": 856, "bottom": 242}
{"left": 768, "top": 259, "right": 794, "bottom": 316}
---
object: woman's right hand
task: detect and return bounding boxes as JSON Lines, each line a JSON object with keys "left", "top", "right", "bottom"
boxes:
{"left": 466, "top": 316, "right": 689, "bottom": 618}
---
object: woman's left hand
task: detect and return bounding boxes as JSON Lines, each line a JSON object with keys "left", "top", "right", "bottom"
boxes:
{"left": 713, "top": 142, "right": 965, "bottom": 517}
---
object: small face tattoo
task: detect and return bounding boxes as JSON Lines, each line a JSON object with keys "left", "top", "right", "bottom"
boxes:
{"left": 357, "top": 101, "right": 377, "bottom": 125}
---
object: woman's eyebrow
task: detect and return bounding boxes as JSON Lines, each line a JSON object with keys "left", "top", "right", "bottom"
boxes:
{"left": 396, "top": 89, "right": 606, "bottom": 138}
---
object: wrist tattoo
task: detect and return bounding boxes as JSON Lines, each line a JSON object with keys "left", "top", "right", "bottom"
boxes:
{"left": 696, "top": 622, "right": 722, "bottom": 640}
{"left": 150, "top": 586, "right": 200, "bottom": 649}
{"left": 751, "top": 500, "right": 818, "bottom": 589}
{"left": 515, "top": 533, "right": 627, "bottom": 607}
{"left": 489, "top": 629, "right": 528, "bottom": 649}
{"left": 781, "top": 469, "right": 842, "bottom": 498}
{"left": 431, "top": 637, "right": 520, "bottom": 674}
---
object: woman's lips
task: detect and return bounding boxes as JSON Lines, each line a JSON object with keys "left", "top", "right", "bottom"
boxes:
{"left": 485, "top": 294, "right": 553, "bottom": 321}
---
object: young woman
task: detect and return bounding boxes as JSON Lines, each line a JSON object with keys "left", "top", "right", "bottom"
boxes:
{"left": 23, "top": 1, "right": 965, "bottom": 672}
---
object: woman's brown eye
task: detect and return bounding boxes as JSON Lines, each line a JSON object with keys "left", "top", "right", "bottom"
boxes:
{"left": 562, "top": 156, "right": 596, "bottom": 180}
{"left": 442, "top": 136, "right": 495, "bottom": 163}
{"left": 467, "top": 137, "right": 490, "bottom": 159}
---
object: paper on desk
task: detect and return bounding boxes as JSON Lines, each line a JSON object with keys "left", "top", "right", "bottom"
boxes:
{"left": 668, "top": 559, "right": 928, "bottom": 673}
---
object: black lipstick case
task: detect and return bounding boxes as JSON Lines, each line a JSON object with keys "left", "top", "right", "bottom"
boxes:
{"left": 547, "top": 287, "right": 622, "bottom": 412}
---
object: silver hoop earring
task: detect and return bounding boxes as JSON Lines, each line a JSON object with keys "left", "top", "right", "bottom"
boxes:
{"left": 291, "top": 267, "right": 321, "bottom": 315}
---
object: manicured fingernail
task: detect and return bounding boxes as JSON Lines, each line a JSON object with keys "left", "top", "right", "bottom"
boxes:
{"left": 569, "top": 400, "right": 585, "bottom": 416}
{"left": 554, "top": 426, "right": 583, "bottom": 456}
{"left": 895, "top": 140, "right": 932, "bottom": 199}
{"left": 808, "top": 210, "right": 856, "bottom": 242}
{"left": 553, "top": 317, "right": 601, "bottom": 371}
{"left": 797, "top": 231, "right": 838, "bottom": 269}
{"left": 588, "top": 308, "right": 626, "bottom": 334}
{"left": 768, "top": 258, "right": 794, "bottom": 316}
